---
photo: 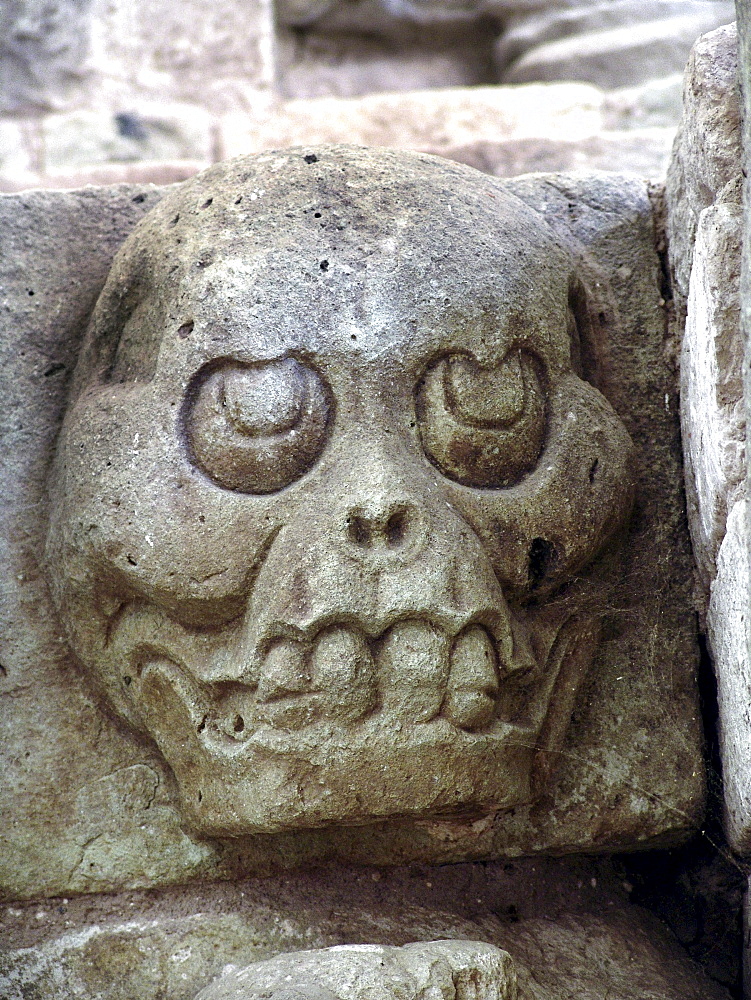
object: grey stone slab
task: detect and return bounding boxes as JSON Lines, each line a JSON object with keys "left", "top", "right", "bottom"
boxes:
{"left": 0, "top": 861, "right": 733, "bottom": 1000}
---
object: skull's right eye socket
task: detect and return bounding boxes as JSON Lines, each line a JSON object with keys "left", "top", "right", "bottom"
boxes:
{"left": 185, "top": 358, "right": 331, "bottom": 494}
{"left": 416, "top": 350, "right": 546, "bottom": 488}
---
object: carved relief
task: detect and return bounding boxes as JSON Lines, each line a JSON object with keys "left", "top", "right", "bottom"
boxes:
{"left": 45, "top": 147, "right": 636, "bottom": 836}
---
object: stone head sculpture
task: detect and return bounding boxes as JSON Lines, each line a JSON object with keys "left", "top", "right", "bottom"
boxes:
{"left": 46, "top": 146, "right": 635, "bottom": 837}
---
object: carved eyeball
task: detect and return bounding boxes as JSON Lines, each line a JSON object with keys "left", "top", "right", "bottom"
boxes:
{"left": 416, "top": 350, "right": 546, "bottom": 488}
{"left": 185, "top": 358, "right": 331, "bottom": 493}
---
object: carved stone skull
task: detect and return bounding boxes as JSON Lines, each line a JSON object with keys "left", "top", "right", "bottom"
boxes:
{"left": 46, "top": 146, "right": 635, "bottom": 836}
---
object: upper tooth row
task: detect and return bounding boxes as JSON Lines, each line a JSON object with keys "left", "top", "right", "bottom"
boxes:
{"left": 217, "top": 620, "right": 501, "bottom": 735}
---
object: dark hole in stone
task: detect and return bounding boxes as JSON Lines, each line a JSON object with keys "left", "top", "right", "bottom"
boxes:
{"left": 348, "top": 516, "right": 370, "bottom": 547}
{"left": 314, "top": 212, "right": 322, "bottom": 218}
{"left": 27, "top": 289, "right": 34, "bottom": 296}
{"left": 123, "top": 675, "right": 132, "bottom": 686}
{"left": 177, "top": 320, "right": 194, "bottom": 339}
{"left": 528, "top": 537, "right": 556, "bottom": 588}
{"left": 320, "top": 260, "right": 329, "bottom": 271}
{"left": 43, "top": 363, "right": 65, "bottom": 377}
{"left": 114, "top": 112, "right": 147, "bottom": 140}
{"left": 201, "top": 198, "right": 213, "bottom": 209}
{"left": 386, "top": 511, "right": 407, "bottom": 546}
{"left": 0, "top": 663, "right": 7, "bottom": 677}
{"left": 233, "top": 715, "right": 245, "bottom": 733}
{"left": 126, "top": 555, "right": 137, "bottom": 566}
{"left": 198, "top": 790, "right": 203, "bottom": 802}
{"left": 197, "top": 716, "right": 207, "bottom": 733}
{"left": 235, "top": 196, "right": 243, "bottom": 204}
{"left": 304, "top": 154, "right": 318, "bottom": 163}
{"left": 589, "top": 458, "right": 599, "bottom": 483}
{"left": 170, "top": 213, "right": 180, "bottom": 227}
{"left": 131, "top": 193, "right": 147, "bottom": 204}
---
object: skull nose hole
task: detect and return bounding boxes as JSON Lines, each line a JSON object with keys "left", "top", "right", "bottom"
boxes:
{"left": 347, "top": 514, "right": 372, "bottom": 547}
{"left": 385, "top": 509, "right": 408, "bottom": 547}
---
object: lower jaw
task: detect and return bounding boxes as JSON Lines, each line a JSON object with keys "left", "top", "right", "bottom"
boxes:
{"left": 161, "top": 716, "right": 537, "bottom": 837}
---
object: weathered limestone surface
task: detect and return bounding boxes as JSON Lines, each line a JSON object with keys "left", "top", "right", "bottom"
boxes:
{"left": 1, "top": 0, "right": 274, "bottom": 116}
{"left": 681, "top": 198, "right": 745, "bottom": 587}
{"left": 497, "top": 4, "right": 735, "bottom": 88}
{"left": 666, "top": 22, "right": 742, "bottom": 310}
{"left": 194, "top": 941, "right": 518, "bottom": 1000}
{"left": 709, "top": 498, "right": 751, "bottom": 850}
{"left": 0, "top": 0, "right": 94, "bottom": 114}
{"left": 42, "top": 105, "right": 214, "bottom": 172}
{"left": 666, "top": 23, "right": 749, "bottom": 853}
{"left": 0, "top": 861, "right": 733, "bottom": 1000}
{"left": 219, "top": 85, "right": 609, "bottom": 159}
{"left": 0, "top": 153, "right": 704, "bottom": 900}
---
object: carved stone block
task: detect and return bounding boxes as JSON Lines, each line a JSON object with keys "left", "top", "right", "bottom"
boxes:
{"left": 0, "top": 148, "right": 704, "bottom": 899}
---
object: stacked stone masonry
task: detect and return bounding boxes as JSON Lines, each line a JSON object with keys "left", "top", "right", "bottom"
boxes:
{"left": 666, "top": 22, "right": 751, "bottom": 855}
{"left": 0, "top": 0, "right": 735, "bottom": 189}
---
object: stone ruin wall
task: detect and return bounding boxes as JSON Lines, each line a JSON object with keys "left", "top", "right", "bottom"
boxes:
{"left": 0, "top": 0, "right": 735, "bottom": 189}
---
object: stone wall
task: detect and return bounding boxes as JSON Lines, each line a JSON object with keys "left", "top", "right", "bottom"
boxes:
{"left": 0, "top": 0, "right": 734, "bottom": 190}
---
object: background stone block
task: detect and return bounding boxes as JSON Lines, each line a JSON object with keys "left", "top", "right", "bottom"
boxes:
{"left": 0, "top": 861, "right": 734, "bottom": 1000}
{"left": 681, "top": 199, "right": 745, "bottom": 588}
{"left": 666, "top": 22, "right": 750, "bottom": 855}
{"left": 666, "top": 22, "right": 741, "bottom": 311}
{"left": 708, "top": 499, "right": 751, "bottom": 852}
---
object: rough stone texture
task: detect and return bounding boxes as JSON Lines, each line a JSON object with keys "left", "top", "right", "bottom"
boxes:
{"left": 219, "top": 85, "right": 608, "bottom": 159}
{"left": 85, "top": 0, "right": 274, "bottom": 113}
{"left": 680, "top": 199, "right": 745, "bottom": 588}
{"left": 45, "top": 149, "right": 638, "bottom": 839}
{"left": 41, "top": 105, "right": 215, "bottom": 172}
{"left": 0, "top": 155, "right": 704, "bottom": 901}
{"left": 665, "top": 22, "right": 742, "bottom": 312}
{"left": 665, "top": 21, "right": 749, "bottom": 854}
{"left": 0, "top": 861, "right": 733, "bottom": 999}
{"left": 194, "top": 941, "right": 518, "bottom": 999}
{"left": 0, "top": 0, "right": 274, "bottom": 116}
{"left": 708, "top": 498, "right": 751, "bottom": 852}
{"left": 0, "top": 0, "right": 94, "bottom": 114}
{"left": 497, "top": 5, "right": 735, "bottom": 89}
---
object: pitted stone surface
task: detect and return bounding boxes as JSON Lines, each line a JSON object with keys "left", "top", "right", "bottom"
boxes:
{"left": 680, "top": 199, "right": 745, "bottom": 588}
{"left": 0, "top": 862, "right": 733, "bottom": 1000}
{"left": 1, "top": 151, "right": 703, "bottom": 899}
{"left": 666, "top": 23, "right": 750, "bottom": 853}
{"left": 193, "top": 941, "right": 518, "bottom": 1000}
{"left": 666, "top": 22, "right": 742, "bottom": 311}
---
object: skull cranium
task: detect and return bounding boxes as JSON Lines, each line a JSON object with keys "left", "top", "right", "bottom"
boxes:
{"left": 46, "top": 147, "right": 635, "bottom": 836}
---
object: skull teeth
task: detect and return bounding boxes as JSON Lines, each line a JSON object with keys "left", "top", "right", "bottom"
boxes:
{"left": 378, "top": 620, "right": 449, "bottom": 723}
{"left": 208, "top": 619, "right": 507, "bottom": 739}
{"left": 310, "top": 626, "right": 377, "bottom": 722}
{"left": 443, "top": 625, "right": 500, "bottom": 731}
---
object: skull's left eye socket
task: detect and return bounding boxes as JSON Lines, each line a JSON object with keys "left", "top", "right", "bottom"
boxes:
{"left": 184, "top": 358, "right": 332, "bottom": 494}
{"left": 416, "top": 349, "right": 546, "bottom": 489}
